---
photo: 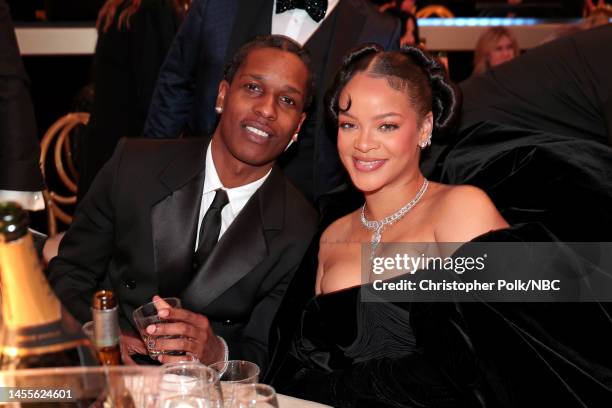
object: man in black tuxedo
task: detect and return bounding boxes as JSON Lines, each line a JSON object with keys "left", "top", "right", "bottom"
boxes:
{"left": 143, "top": 0, "right": 400, "bottom": 205}
{"left": 48, "top": 36, "right": 318, "bottom": 371}
{"left": 0, "top": 0, "right": 44, "bottom": 210}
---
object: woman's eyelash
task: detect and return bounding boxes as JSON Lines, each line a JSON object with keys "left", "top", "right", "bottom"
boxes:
{"left": 379, "top": 123, "right": 399, "bottom": 131}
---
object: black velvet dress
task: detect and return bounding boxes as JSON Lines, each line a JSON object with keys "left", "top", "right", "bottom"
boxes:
{"left": 270, "top": 225, "right": 612, "bottom": 408}
{"left": 276, "top": 285, "right": 470, "bottom": 407}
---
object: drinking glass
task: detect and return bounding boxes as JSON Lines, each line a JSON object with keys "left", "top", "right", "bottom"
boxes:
{"left": 159, "top": 361, "right": 223, "bottom": 408}
{"left": 109, "top": 365, "right": 163, "bottom": 407}
{"left": 231, "top": 384, "right": 279, "bottom": 408}
{"left": 0, "top": 366, "right": 162, "bottom": 407}
{"left": 208, "top": 360, "right": 260, "bottom": 407}
{"left": 81, "top": 320, "right": 100, "bottom": 359}
{"left": 82, "top": 320, "right": 95, "bottom": 342}
{"left": 132, "top": 297, "right": 182, "bottom": 358}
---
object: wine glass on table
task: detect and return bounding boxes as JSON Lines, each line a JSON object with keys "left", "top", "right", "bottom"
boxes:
{"left": 208, "top": 360, "right": 260, "bottom": 408}
{"left": 159, "top": 361, "right": 223, "bottom": 408}
{"left": 230, "top": 384, "right": 279, "bottom": 408}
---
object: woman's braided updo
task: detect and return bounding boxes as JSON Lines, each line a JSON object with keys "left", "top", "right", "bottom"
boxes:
{"left": 327, "top": 43, "right": 460, "bottom": 135}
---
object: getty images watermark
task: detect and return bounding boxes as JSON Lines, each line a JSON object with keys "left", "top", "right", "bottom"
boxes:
{"left": 360, "top": 242, "right": 612, "bottom": 302}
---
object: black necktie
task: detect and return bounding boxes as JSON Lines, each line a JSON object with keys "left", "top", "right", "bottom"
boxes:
{"left": 193, "top": 189, "right": 229, "bottom": 270}
{"left": 276, "top": 0, "right": 328, "bottom": 23}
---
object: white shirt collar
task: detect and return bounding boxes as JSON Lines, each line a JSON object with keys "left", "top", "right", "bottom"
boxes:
{"left": 272, "top": 0, "right": 340, "bottom": 45}
{"left": 203, "top": 142, "right": 271, "bottom": 218}
{"left": 273, "top": 0, "right": 340, "bottom": 21}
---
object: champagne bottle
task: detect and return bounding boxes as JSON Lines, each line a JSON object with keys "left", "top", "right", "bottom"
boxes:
{"left": 0, "top": 202, "right": 98, "bottom": 369}
{"left": 92, "top": 290, "right": 121, "bottom": 365}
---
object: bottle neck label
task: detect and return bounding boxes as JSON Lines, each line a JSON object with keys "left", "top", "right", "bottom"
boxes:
{"left": 0, "top": 320, "right": 89, "bottom": 356}
{"left": 92, "top": 307, "right": 120, "bottom": 348}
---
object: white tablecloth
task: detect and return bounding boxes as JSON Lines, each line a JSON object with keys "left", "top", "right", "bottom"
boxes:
{"left": 278, "top": 394, "right": 331, "bottom": 408}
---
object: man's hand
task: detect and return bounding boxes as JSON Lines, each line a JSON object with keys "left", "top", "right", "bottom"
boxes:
{"left": 146, "top": 297, "right": 225, "bottom": 365}
{"left": 120, "top": 333, "right": 147, "bottom": 365}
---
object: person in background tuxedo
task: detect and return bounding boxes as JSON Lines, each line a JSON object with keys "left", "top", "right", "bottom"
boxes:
{"left": 48, "top": 35, "right": 318, "bottom": 372}
{"left": 143, "top": 0, "right": 400, "bottom": 206}
{"left": 76, "top": 0, "right": 187, "bottom": 201}
{"left": 0, "top": 0, "right": 45, "bottom": 210}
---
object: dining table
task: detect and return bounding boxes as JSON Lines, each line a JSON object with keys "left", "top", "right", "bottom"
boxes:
{"left": 277, "top": 393, "right": 332, "bottom": 408}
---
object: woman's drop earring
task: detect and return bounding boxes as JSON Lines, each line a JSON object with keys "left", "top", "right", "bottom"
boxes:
{"left": 419, "top": 133, "right": 432, "bottom": 149}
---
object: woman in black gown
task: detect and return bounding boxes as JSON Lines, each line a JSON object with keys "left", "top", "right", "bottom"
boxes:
{"left": 268, "top": 28, "right": 612, "bottom": 407}
{"left": 269, "top": 44, "right": 509, "bottom": 407}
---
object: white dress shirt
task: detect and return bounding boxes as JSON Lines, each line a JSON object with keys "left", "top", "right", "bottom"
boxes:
{"left": 195, "top": 144, "right": 271, "bottom": 250}
{"left": 195, "top": 144, "right": 270, "bottom": 362}
{"left": 271, "top": 0, "right": 339, "bottom": 45}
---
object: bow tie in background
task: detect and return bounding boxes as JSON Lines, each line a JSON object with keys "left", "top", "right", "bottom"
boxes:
{"left": 276, "top": 0, "right": 328, "bottom": 23}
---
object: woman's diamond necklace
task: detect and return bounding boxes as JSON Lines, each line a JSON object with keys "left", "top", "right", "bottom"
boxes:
{"left": 360, "top": 178, "right": 429, "bottom": 258}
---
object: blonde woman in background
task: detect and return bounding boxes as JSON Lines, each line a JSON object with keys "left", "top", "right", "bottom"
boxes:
{"left": 472, "top": 26, "right": 519, "bottom": 75}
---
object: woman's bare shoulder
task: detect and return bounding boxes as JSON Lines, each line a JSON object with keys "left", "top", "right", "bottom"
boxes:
{"left": 433, "top": 184, "right": 509, "bottom": 242}
{"left": 437, "top": 184, "right": 493, "bottom": 205}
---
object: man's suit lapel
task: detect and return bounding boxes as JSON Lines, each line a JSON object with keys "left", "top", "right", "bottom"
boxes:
{"left": 181, "top": 166, "right": 286, "bottom": 311}
{"left": 225, "top": 0, "right": 273, "bottom": 63}
{"left": 151, "top": 143, "right": 206, "bottom": 298}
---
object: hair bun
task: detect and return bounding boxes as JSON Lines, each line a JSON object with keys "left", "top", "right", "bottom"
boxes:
{"left": 341, "top": 43, "right": 383, "bottom": 69}
{"left": 400, "top": 46, "right": 460, "bottom": 133}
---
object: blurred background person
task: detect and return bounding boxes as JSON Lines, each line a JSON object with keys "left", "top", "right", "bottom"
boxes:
{"left": 0, "top": 0, "right": 45, "bottom": 211}
{"left": 540, "top": 6, "right": 611, "bottom": 45}
{"left": 583, "top": 1, "right": 612, "bottom": 26}
{"left": 472, "top": 26, "right": 519, "bottom": 76}
{"left": 384, "top": 7, "right": 420, "bottom": 45}
{"left": 584, "top": 0, "right": 612, "bottom": 17}
{"left": 77, "top": 0, "right": 188, "bottom": 201}
{"left": 376, "top": 0, "right": 416, "bottom": 13}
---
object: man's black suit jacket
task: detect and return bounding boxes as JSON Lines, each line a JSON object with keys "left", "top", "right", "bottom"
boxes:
{"left": 48, "top": 138, "right": 317, "bottom": 371}
{"left": 143, "top": 0, "right": 400, "bottom": 202}
{"left": 0, "top": 0, "right": 43, "bottom": 191}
